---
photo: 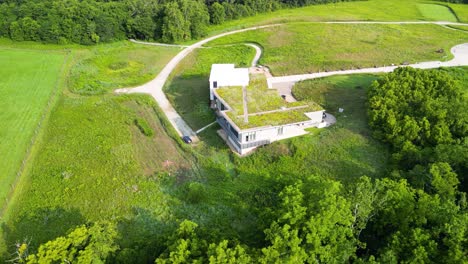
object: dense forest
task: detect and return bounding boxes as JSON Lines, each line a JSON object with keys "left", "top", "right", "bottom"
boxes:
{"left": 0, "top": 0, "right": 354, "bottom": 45}
{"left": 13, "top": 68, "right": 467, "bottom": 263}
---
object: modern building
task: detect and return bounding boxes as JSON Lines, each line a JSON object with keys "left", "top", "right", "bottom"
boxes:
{"left": 209, "top": 64, "right": 327, "bottom": 155}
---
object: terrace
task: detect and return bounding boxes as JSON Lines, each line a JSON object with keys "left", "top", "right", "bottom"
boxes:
{"left": 214, "top": 74, "right": 323, "bottom": 130}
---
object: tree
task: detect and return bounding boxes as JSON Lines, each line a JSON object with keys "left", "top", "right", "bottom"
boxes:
{"left": 209, "top": 2, "right": 225, "bottom": 25}
{"left": 27, "top": 222, "right": 119, "bottom": 263}
{"left": 9, "top": 21, "right": 24, "bottom": 41}
{"left": 20, "top": 17, "right": 40, "bottom": 41}
{"left": 161, "top": 2, "right": 187, "bottom": 43}
{"left": 261, "top": 177, "right": 357, "bottom": 263}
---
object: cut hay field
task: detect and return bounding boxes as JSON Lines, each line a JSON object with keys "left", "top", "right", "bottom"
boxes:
{"left": 209, "top": 23, "right": 468, "bottom": 75}
{"left": 0, "top": 48, "right": 66, "bottom": 211}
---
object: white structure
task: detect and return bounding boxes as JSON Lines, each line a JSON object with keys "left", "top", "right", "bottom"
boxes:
{"left": 209, "top": 64, "right": 249, "bottom": 100}
{"left": 215, "top": 110, "right": 324, "bottom": 155}
{"left": 210, "top": 64, "right": 327, "bottom": 155}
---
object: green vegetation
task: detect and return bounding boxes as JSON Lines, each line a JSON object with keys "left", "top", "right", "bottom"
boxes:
{"left": 447, "top": 2, "right": 468, "bottom": 22}
{"left": 134, "top": 117, "right": 154, "bottom": 137}
{"left": 0, "top": 0, "right": 354, "bottom": 45}
{"left": 368, "top": 67, "right": 467, "bottom": 189}
{"left": 69, "top": 42, "right": 179, "bottom": 95}
{"left": 209, "top": 23, "right": 468, "bottom": 75}
{"left": 2, "top": 0, "right": 468, "bottom": 262}
{"left": 447, "top": 24, "right": 468, "bottom": 31}
{"left": 417, "top": 3, "right": 458, "bottom": 21}
{"left": 0, "top": 48, "right": 66, "bottom": 210}
{"left": 207, "top": 0, "right": 465, "bottom": 33}
{"left": 26, "top": 222, "right": 118, "bottom": 263}
{"left": 216, "top": 74, "right": 319, "bottom": 129}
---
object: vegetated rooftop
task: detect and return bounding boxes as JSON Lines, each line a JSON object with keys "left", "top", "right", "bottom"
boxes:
{"left": 215, "top": 74, "right": 323, "bottom": 130}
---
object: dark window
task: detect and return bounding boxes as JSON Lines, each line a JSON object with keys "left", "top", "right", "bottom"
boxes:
{"left": 213, "top": 81, "right": 218, "bottom": 88}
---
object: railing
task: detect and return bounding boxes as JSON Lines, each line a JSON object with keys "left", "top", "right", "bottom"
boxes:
{"left": 241, "top": 139, "right": 270, "bottom": 149}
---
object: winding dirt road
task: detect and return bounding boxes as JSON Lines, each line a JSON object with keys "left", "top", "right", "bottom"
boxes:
{"left": 116, "top": 21, "right": 468, "bottom": 139}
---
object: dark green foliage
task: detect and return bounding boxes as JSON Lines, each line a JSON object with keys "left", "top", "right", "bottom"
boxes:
{"left": 134, "top": 117, "right": 154, "bottom": 137}
{"left": 185, "top": 182, "right": 206, "bottom": 204}
{"left": 368, "top": 67, "right": 467, "bottom": 190}
{"left": 0, "top": 0, "right": 356, "bottom": 44}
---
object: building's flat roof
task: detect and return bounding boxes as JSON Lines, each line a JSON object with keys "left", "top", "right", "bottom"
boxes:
{"left": 210, "top": 64, "right": 249, "bottom": 83}
{"left": 214, "top": 74, "right": 323, "bottom": 130}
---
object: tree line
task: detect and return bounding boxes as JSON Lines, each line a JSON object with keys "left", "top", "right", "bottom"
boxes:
{"left": 0, "top": 0, "right": 355, "bottom": 45}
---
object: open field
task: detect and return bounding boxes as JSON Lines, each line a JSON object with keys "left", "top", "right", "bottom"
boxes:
{"left": 209, "top": 23, "right": 468, "bottom": 76}
{"left": 69, "top": 42, "right": 179, "bottom": 95}
{"left": 2, "top": 94, "right": 192, "bottom": 251}
{"left": 205, "top": 0, "right": 468, "bottom": 36}
{"left": 417, "top": 4, "right": 458, "bottom": 22}
{"left": 0, "top": 48, "right": 65, "bottom": 210}
{"left": 0, "top": 42, "right": 189, "bottom": 259}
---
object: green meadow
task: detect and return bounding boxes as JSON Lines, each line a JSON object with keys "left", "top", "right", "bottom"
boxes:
{"left": 209, "top": 23, "right": 468, "bottom": 75}
{"left": 205, "top": 0, "right": 468, "bottom": 36}
{"left": 0, "top": 48, "right": 65, "bottom": 210}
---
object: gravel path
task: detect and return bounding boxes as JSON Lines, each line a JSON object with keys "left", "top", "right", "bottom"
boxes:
{"left": 245, "top": 43, "right": 262, "bottom": 67}
{"left": 116, "top": 25, "right": 279, "bottom": 140}
{"left": 117, "top": 21, "right": 468, "bottom": 139}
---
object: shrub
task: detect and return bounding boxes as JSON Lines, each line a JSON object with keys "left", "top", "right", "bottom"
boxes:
{"left": 134, "top": 117, "right": 154, "bottom": 137}
{"left": 185, "top": 182, "right": 206, "bottom": 204}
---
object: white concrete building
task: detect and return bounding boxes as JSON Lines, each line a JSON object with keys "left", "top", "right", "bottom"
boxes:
{"left": 210, "top": 64, "right": 327, "bottom": 155}
{"left": 209, "top": 64, "right": 249, "bottom": 100}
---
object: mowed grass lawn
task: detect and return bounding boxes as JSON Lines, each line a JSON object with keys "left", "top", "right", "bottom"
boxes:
{"left": 205, "top": 0, "right": 467, "bottom": 36}
{"left": 0, "top": 49, "right": 65, "bottom": 209}
{"left": 209, "top": 23, "right": 468, "bottom": 75}
{"left": 417, "top": 4, "right": 458, "bottom": 22}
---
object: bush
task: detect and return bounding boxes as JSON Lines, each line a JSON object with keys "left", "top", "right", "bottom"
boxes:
{"left": 185, "top": 182, "right": 206, "bottom": 204}
{"left": 134, "top": 117, "right": 154, "bottom": 137}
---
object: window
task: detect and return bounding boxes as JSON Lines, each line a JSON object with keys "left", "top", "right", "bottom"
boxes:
{"left": 213, "top": 81, "right": 218, "bottom": 88}
{"left": 245, "top": 132, "right": 256, "bottom": 142}
{"left": 277, "top": 127, "right": 284, "bottom": 136}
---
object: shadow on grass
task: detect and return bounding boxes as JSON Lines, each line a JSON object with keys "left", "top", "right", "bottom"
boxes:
{"left": 164, "top": 75, "right": 215, "bottom": 131}
{"left": 2, "top": 207, "right": 86, "bottom": 258}
{"left": 115, "top": 207, "right": 176, "bottom": 264}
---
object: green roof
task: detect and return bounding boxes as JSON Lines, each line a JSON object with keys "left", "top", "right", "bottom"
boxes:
{"left": 215, "top": 74, "right": 323, "bottom": 130}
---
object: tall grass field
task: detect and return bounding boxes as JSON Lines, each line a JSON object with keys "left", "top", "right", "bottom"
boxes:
{"left": 0, "top": 49, "right": 65, "bottom": 210}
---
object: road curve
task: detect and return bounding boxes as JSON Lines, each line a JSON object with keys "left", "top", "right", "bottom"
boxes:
{"left": 245, "top": 43, "right": 262, "bottom": 67}
{"left": 116, "top": 24, "right": 280, "bottom": 140}
{"left": 117, "top": 21, "right": 468, "bottom": 139}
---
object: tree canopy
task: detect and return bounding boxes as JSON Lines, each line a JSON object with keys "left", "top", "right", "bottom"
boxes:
{"left": 0, "top": 0, "right": 355, "bottom": 45}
